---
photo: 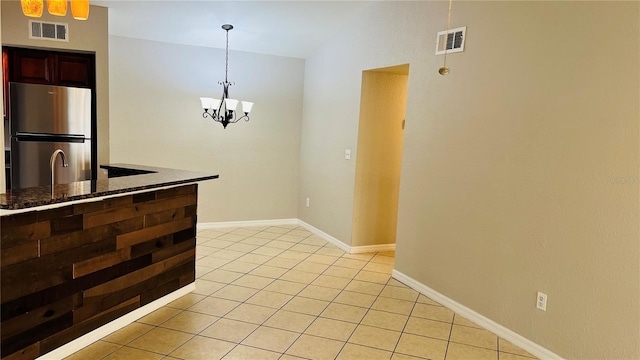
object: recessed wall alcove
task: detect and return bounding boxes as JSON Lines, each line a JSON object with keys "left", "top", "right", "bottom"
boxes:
{"left": 351, "top": 64, "right": 409, "bottom": 248}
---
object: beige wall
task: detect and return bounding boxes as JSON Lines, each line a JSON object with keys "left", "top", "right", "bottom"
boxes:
{"left": 108, "top": 36, "right": 304, "bottom": 222}
{"left": 300, "top": 1, "right": 639, "bottom": 359}
{"left": 0, "top": 1, "right": 109, "bottom": 179}
{"left": 352, "top": 68, "right": 407, "bottom": 247}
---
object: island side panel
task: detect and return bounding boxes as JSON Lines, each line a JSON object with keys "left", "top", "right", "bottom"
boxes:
{"left": 0, "top": 184, "right": 198, "bottom": 360}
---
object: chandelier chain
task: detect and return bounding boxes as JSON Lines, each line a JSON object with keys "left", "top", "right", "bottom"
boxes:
{"left": 224, "top": 27, "right": 230, "bottom": 84}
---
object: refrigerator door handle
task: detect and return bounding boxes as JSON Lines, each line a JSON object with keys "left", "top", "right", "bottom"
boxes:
{"left": 15, "top": 132, "right": 86, "bottom": 143}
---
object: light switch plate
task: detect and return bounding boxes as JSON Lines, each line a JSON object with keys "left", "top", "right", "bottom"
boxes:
{"left": 345, "top": 149, "right": 351, "bottom": 160}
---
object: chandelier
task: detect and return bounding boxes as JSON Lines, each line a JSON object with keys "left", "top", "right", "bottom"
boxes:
{"left": 200, "top": 24, "right": 253, "bottom": 129}
{"left": 21, "top": 0, "right": 90, "bottom": 20}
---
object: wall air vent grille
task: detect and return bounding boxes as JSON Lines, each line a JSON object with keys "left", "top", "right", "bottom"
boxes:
{"left": 435, "top": 26, "right": 466, "bottom": 55}
{"left": 29, "top": 20, "right": 69, "bottom": 42}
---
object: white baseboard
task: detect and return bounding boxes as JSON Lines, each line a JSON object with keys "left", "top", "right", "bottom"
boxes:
{"left": 37, "top": 284, "right": 196, "bottom": 360}
{"left": 295, "top": 220, "right": 395, "bottom": 254}
{"left": 197, "top": 218, "right": 298, "bottom": 230}
{"left": 296, "top": 219, "right": 351, "bottom": 253}
{"left": 198, "top": 219, "right": 396, "bottom": 255}
{"left": 391, "top": 270, "right": 564, "bottom": 360}
{"left": 350, "top": 243, "right": 396, "bottom": 254}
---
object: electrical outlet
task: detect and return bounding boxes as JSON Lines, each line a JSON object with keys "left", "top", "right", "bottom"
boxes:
{"left": 536, "top": 292, "right": 547, "bottom": 311}
{"left": 306, "top": 198, "right": 310, "bottom": 208}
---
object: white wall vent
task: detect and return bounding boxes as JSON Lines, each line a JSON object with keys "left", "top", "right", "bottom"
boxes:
{"left": 435, "top": 26, "right": 466, "bottom": 55}
{"left": 29, "top": 20, "right": 69, "bottom": 42}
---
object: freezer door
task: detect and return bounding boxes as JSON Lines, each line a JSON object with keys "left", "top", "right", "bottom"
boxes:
{"left": 9, "top": 82, "right": 92, "bottom": 136}
{"left": 10, "top": 138, "right": 92, "bottom": 189}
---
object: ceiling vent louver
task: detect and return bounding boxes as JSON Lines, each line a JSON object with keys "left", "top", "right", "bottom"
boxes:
{"left": 435, "top": 26, "right": 466, "bottom": 55}
{"left": 29, "top": 20, "right": 68, "bottom": 42}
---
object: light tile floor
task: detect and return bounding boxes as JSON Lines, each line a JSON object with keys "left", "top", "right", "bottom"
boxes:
{"left": 64, "top": 225, "right": 539, "bottom": 360}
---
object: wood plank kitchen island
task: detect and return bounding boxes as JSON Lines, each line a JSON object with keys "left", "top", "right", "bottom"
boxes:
{"left": 0, "top": 165, "right": 218, "bottom": 360}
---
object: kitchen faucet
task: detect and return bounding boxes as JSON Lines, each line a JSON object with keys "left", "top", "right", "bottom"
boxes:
{"left": 50, "top": 149, "right": 69, "bottom": 194}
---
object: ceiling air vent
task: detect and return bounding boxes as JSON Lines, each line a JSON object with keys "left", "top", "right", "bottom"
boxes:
{"left": 29, "top": 20, "right": 69, "bottom": 42}
{"left": 435, "top": 26, "right": 466, "bottom": 55}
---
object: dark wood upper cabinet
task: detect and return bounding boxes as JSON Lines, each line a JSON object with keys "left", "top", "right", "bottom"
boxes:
{"left": 9, "top": 48, "right": 53, "bottom": 85}
{"left": 56, "top": 53, "right": 94, "bottom": 88}
{"left": 3, "top": 47, "right": 95, "bottom": 88}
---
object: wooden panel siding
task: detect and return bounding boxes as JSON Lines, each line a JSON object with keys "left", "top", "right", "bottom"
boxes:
{"left": 0, "top": 185, "right": 198, "bottom": 360}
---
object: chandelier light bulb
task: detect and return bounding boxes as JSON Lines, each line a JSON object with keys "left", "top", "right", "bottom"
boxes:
{"left": 21, "top": 0, "right": 44, "bottom": 17}
{"left": 200, "top": 97, "right": 213, "bottom": 110}
{"left": 47, "top": 0, "right": 68, "bottom": 16}
{"left": 71, "top": 0, "right": 90, "bottom": 20}
{"left": 225, "top": 98, "right": 239, "bottom": 112}
{"left": 210, "top": 98, "right": 221, "bottom": 111}
{"left": 242, "top": 101, "right": 254, "bottom": 114}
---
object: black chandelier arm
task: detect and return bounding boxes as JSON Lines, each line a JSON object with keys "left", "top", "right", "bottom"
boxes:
{"left": 225, "top": 111, "right": 251, "bottom": 124}
{"left": 226, "top": 111, "right": 240, "bottom": 124}
{"left": 202, "top": 109, "right": 250, "bottom": 125}
{"left": 203, "top": 99, "right": 251, "bottom": 126}
{"left": 202, "top": 109, "right": 228, "bottom": 124}
{"left": 202, "top": 109, "right": 218, "bottom": 120}
{"left": 217, "top": 100, "right": 224, "bottom": 118}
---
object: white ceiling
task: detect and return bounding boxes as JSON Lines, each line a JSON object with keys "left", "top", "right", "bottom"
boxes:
{"left": 93, "top": 0, "right": 377, "bottom": 59}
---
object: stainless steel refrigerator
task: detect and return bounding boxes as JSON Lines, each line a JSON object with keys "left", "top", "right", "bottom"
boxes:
{"left": 9, "top": 82, "right": 93, "bottom": 189}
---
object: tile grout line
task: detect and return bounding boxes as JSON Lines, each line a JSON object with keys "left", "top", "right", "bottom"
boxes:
{"left": 388, "top": 287, "right": 420, "bottom": 358}
{"left": 443, "top": 313, "right": 457, "bottom": 360}
{"left": 266, "top": 228, "right": 408, "bottom": 358}
{"left": 323, "top": 250, "right": 403, "bottom": 358}
{"left": 263, "top": 226, "right": 348, "bottom": 358}
{"left": 302, "top": 249, "right": 377, "bottom": 358}
{"left": 199, "top": 226, "right": 414, "bottom": 358}
{"left": 175, "top": 226, "right": 299, "bottom": 359}
{"left": 210, "top": 226, "right": 393, "bottom": 358}
{"left": 197, "top": 226, "right": 322, "bottom": 357}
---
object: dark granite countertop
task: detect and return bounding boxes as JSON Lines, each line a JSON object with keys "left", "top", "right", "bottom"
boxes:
{"left": 0, "top": 164, "right": 219, "bottom": 210}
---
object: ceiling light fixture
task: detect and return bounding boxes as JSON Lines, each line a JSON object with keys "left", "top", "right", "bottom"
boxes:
{"left": 21, "top": 0, "right": 90, "bottom": 19}
{"left": 200, "top": 24, "right": 253, "bottom": 129}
